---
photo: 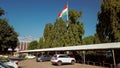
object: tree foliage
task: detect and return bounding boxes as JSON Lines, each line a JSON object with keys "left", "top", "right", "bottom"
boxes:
{"left": 38, "top": 37, "right": 44, "bottom": 49}
{"left": 97, "top": 0, "right": 120, "bottom": 43}
{"left": 94, "top": 33, "right": 101, "bottom": 44}
{"left": 42, "top": 9, "right": 84, "bottom": 48}
{"left": 82, "top": 33, "right": 100, "bottom": 45}
{"left": 44, "top": 23, "right": 54, "bottom": 48}
{"left": 68, "top": 10, "right": 84, "bottom": 45}
{"left": 0, "top": 19, "right": 18, "bottom": 51}
{"left": 82, "top": 36, "right": 95, "bottom": 45}
{"left": 27, "top": 40, "right": 38, "bottom": 50}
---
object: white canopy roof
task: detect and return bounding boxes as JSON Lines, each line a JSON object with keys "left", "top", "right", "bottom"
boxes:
{"left": 19, "top": 42, "right": 120, "bottom": 53}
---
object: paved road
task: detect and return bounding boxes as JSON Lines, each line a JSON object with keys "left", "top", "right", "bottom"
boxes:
{"left": 19, "top": 59, "right": 107, "bottom": 68}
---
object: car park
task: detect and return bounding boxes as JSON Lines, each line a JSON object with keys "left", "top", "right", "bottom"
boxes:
{"left": 36, "top": 55, "right": 52, "bottom": 62}
{"left": 51, "top": 54, "right": 76, "bottom": 66}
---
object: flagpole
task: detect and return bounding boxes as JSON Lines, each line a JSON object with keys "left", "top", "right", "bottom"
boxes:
{"left": 67, "top": 2, "right": 68, "bottom": 21}
{"left": 66, "top": 2, "right": 69, "bottom": 27}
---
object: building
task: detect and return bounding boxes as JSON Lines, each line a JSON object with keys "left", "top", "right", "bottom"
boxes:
{"left": 17, "top": 41, "right": 30, "bottom": 51}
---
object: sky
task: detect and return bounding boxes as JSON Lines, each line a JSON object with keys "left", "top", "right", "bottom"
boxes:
{"left": 0, "top": 0, "right": 101, "bottom": 41}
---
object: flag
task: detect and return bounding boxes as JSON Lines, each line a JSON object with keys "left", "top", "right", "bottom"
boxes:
{"left": 58, "top": 4, "right": 68, "bottom": 18}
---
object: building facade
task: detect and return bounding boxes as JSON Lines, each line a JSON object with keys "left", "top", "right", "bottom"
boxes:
{"left": 17, "top": 41, "right": 30, "bottom": 51}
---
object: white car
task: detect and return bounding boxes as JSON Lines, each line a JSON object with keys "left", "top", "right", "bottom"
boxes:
{"left": 51, "top": 54, "right": 76, "bottom": 66}
{"left": 4, "top": 58, "right": 18, "bottom": 68}
{"left": 26, "top": 55, "right": 36, "bottom": 59}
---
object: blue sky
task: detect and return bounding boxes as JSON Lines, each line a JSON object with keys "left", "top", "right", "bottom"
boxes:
{"left": 0, "top": 0, "right": 101, "bottom": 41}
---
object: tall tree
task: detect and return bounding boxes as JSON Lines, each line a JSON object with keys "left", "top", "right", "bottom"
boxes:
{"left": 82, "top": 36, "right": 95, "bottom": 45}
{"left": 43, "top": 9, "right": 84, "bottom": 48}
{"left": 53, "top": 18, "right": 67, "bottom": 47}
{"left": 97, "top": 0, "right": 120, "bottom": 43}
{"left": 27, "top": 40, "right": 38, "bottom": 50}
{"left": 44, "top": 23, "right": 53, "bottom": 48}
{"left": 38, "top": 37, "right": 44, "bottom": 49}
{"left": 0, "top": 19, "right": 18, "bottom": 52}
{"left": 94, "top": 33, "right": 101, "bottom": 44}
{"left": 68, "top": 9, "right": 84, "bottom": 45}
{"left": 97, "top": 0, "right": 120, "bottom": 64}
{"left": 82, "top": 33, "right": 100, "bottom": 45}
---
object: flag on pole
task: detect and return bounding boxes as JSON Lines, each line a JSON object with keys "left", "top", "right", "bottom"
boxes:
{"left": 58, "top": 3, "right": 68, "bottom": 20}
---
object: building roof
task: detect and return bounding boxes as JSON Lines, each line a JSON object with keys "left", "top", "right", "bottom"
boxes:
{"left": 19, "top": 42, "right": 120, "bottom": 53}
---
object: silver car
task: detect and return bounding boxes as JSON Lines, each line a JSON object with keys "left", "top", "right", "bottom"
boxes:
{"left": 0, "top": 62, "right": 10, "bottom": 68}
{"left": 36, "top": 55, "right": 52, "bottom": 62}
{"left": 3, "top": 58, "right": 18, "bottom": 68}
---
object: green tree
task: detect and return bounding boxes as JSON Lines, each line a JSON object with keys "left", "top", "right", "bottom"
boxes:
{"left": 68, "top": 9, "right": 84, "bottom": 45}
{"left": 43, "top": 23, "right": 53, "bottom": 48}
{"left": 97, "top": 0, "right": 120, "bottom": 63}
{"left": 97, "top": 0, "right": 120, "bottom": 43}
{"left": 27, "top": 40, "right": 38, "bottom": 50}
{"left": 82, "top": 34, "right": 100, "bottom": 45}
{"left": 43, "top": 9, "right": 84, "bottom": 48}
{"left": 94, "top": 33, "right": 101, "bottom": 44}
{"left": 38, "top": 37, "right": 44, "bottom": 49}
{"left": 82, "top": 36, "right": 95, "bottom": 45}
{"left": 52, "top": 18, "right": 67, "bottom": 47}
{"left": 0, "top": 19, "right": 18, "bottom": 52}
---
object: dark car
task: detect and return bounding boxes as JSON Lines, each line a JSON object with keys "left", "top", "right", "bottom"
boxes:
{"left": 36, "top": 55, "right": 52, "bottom": 62}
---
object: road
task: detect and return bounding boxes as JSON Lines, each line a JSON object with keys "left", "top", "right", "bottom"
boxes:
{"left": 18, "top": 59, "right": 107, "bottom": 68}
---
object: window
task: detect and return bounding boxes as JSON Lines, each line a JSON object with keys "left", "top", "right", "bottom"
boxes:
{"left": 59, "top": 55, "right": 68, "bottom": 58}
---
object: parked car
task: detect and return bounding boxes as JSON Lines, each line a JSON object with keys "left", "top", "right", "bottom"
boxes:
{"left": 36, "top": 55, "right": 52, "bottom": 62}
{"left": 0, "top": 62, "right": 10, "bottom": 68}
{"left": 51, "top": 54, "right": 76, "bottom": 66}
{"left": 26, "top": 54, "right": 36, "bottom": 59}
{"left": 4, "top": 58, "right": 18, "bottom": 68}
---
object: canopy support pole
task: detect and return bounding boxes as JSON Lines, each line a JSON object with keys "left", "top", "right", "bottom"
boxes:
{"left": 83, "top": 51, "right": 86, "bottom": 64}
{"left": 112, "top": 49, "right": 116, "bottom": 68}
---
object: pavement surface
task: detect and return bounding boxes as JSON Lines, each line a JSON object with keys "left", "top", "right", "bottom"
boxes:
{"left": 18, "top": 59, "right": 107, "bottom": 68}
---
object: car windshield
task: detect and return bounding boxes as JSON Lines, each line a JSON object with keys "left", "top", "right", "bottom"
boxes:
{"left": 53, "top": 55, "right": 57, "bottom": 58}
{"left": 59, "top": 55, "right": 68, "bottom": 58}
{"left": 40, "top": 55, "right": 45, "bottom": 58}
{"left": 7, "top": 58, "right": 14, "bottom": 62}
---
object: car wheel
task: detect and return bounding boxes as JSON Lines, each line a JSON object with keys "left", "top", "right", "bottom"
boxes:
{"left": 39, "top": 59, "right": 43, "bottom": 62}
{"left": 36, "top": 59, "right": 40, "bottom": 62}
{"left": 71, "top": 60, "right": 75, "bottom": 65}
{"left": 57, "top": 61, "right": 62, "bottom": 66}
{"left": 36, "top": 60, "right": 39, "bottom": 62}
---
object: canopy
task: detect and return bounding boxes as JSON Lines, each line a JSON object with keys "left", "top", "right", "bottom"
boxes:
{"left": 19, "top": 42, "right": 120, "bottom": 53}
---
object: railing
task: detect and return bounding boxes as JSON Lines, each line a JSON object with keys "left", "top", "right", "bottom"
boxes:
{"left": 84, "top": 61, "right": 113, "bottom": 68}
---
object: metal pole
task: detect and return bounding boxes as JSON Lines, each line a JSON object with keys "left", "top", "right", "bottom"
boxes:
{"left": 20, "top": 41, "right": 21, "bottom": 50}
{"left": 112, "top": 49, "right": 116, "bottom": 68}
{"left": 83, "top": 51, "right": 86, "bottom": 64}
{"left": 67, "top": 2, "right": 68, "bottom": 21}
